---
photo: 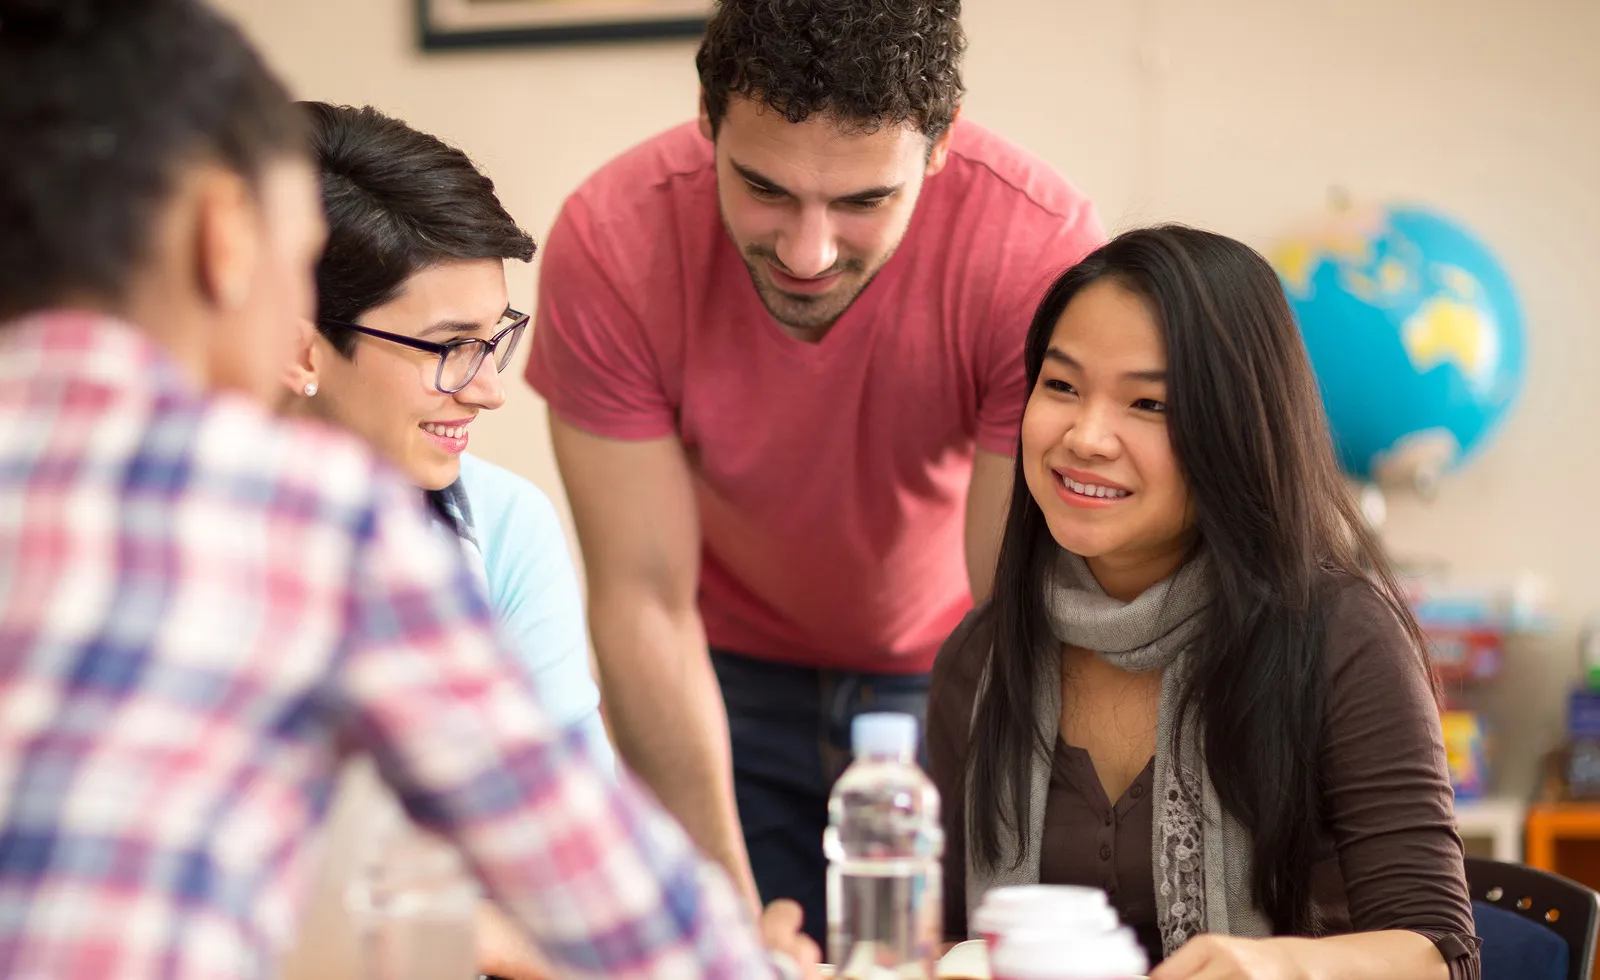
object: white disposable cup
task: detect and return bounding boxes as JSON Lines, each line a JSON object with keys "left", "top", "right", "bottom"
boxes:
{"left": 972, "top": 885, "right": 1118, "bottom": 945}
{"left": 988, "top": 926, "right": 1147, "bottom": 980}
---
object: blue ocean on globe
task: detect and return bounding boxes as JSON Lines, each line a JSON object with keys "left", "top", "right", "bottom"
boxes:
{"left": 1271, "top": 204, "right": 1525, "bottom": 487}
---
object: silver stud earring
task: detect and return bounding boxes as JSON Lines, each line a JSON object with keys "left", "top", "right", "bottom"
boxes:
{"left": 303, "top": 382, "right": 318, "bottom": 397}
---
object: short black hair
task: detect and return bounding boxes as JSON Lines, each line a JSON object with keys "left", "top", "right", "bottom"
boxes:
{"left": 302, "top": 102, "right": 536, "bottom": 357}
{"left": 696, "top": 0, "right": 966, "bottom": 140}
{"left": 0, "top": 0, "right": 305, "bottom": 320}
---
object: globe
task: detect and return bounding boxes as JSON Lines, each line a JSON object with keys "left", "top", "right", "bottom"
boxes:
{"left": 1270, "top": 203, "right": 1525, "bottom": 493}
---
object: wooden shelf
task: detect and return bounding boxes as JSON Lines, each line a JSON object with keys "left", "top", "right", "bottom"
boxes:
{"left": 1525, "top": 802, "right": 1600, "bottom": 870}
{"left": 1523, "top": 803, "right": 1600, "bottom": 979}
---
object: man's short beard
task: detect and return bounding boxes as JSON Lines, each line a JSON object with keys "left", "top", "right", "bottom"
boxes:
{"left": 740, "top": 254, "right": 878, "bottom": 332}
{"left": 731, "top": 227, "right": 904, "bottom": 333}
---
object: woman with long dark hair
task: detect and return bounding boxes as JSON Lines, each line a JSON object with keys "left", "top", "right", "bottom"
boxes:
{"left": 927, "top": 226, "right": 1479, "bottom": 979}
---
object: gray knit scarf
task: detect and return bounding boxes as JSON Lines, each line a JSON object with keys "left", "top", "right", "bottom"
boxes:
{"left": 964, "top": 551, "right": 1272, "bottom": 956}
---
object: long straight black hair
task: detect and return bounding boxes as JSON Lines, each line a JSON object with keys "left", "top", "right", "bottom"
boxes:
{"left": 964, "top": 225, "right": 1429, "bottom": 935}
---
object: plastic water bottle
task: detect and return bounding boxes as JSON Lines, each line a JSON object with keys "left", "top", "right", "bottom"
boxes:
{"left": 824, "top": 712, "right": 944, "bottom": 979}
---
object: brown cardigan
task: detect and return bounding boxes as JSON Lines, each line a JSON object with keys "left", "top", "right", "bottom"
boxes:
{"left": 927, "top": 580, "right": 1482, "bottom": 978}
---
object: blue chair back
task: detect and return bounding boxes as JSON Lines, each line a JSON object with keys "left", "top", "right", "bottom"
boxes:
{"left": 1467, "top": 856, "right": 1600, "bottom": 980}
{"left": 1475, "top": 899, "right": 1568, "bottom": 980}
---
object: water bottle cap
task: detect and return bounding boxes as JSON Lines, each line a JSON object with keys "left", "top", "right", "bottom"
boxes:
{"left": 851, "top": 712, "right": 918, "bottom": 757}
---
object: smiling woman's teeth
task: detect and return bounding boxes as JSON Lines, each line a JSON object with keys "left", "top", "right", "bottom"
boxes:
{"left": 422, "top": 423, "right": 465, "bottom": 439}
{"left": 1063, "top": 476, "right": 1131, "bottom": 499}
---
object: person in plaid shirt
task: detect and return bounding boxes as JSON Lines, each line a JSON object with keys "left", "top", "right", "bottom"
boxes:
{"left": 0, "top": 0, "right": 820, "bottom": 977}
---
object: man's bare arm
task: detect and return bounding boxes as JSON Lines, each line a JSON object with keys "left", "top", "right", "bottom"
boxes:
{"left": 548, "top": 414, "right": 758, "bottom": 907}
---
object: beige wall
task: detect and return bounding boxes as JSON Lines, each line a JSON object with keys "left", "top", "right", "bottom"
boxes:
{"left": 220, "top": 1, "right": 1598, "bottom": 962}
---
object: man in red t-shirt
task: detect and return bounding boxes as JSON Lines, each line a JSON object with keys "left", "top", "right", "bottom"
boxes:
{"left": 526, "top": 0, "right": 1104, "bottom": 942}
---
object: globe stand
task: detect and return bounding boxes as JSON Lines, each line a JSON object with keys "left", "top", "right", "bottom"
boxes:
{"left": 1371, "top": 433, "right": 1454, "bottom": 505}
{"left": 1356, "top": 485, "right": 1387, "bottom": 534}
{"left": 1409, "top": 465, "right": 1442, "bottom": 502}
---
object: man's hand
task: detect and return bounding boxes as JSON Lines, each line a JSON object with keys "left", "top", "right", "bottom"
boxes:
{"left": 760, "top": 899, "right": 825, "bottom": 979}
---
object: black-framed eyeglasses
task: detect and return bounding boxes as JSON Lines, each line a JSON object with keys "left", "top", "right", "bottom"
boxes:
{"left": 319, "top": 310, "right": 530, "bottom": 394}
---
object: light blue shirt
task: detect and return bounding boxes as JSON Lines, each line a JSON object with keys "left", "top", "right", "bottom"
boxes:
{"left": 455, "top": 453, "right": 614, "bottom": 774}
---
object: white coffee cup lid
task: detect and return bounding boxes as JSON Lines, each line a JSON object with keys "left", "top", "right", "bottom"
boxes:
{"left": 980, "top": 885, "right": 1108, "bottom": 910}
{"left": 972, "top": 899, "right": 1119, "bottom": 936}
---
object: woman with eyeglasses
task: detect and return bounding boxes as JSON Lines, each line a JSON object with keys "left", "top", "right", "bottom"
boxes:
{"left": 281, "top": 101, "right": 606, "bottom": 980}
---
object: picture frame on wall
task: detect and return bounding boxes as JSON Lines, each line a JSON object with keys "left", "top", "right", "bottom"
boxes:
{"left": 417, "top": 0, "right": 713, "bottom": 50}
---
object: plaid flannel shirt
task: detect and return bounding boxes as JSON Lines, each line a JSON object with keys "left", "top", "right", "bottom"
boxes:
{"left": 0, "top": 311, "right": 775, "bottom": 979}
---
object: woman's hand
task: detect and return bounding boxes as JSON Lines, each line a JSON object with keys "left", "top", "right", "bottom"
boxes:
{"left": 1149, "top": 935, "right": 1307, "bottom": 980}
{"left": 759, "top": 899, "right": 825, "bottom": 979}
{"left": 475, "top": 900, "right": 554, "bottom": 980}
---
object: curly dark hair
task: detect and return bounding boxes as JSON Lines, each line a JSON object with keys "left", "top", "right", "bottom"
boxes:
{"left": 696, "top": 0, "right": 966, "bottom": 140}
